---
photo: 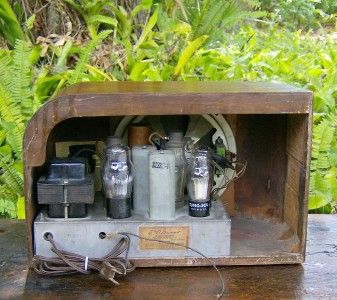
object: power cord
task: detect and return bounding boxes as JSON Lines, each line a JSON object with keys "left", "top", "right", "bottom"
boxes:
{"left": 32, "top": 233, "right": 135, "bottom": 284}
{"left": 33, "top": 232, "right": 225, "bottom": 299}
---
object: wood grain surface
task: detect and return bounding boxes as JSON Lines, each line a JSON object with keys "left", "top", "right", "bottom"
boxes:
{"left": 22, "top": 81, "right": 313, "bottom": 266}
{"left": 1, "top": 215, "right": 336, "bottom": 300}
{"left": 23, "top": 81, "right": 313, "bottom": 167}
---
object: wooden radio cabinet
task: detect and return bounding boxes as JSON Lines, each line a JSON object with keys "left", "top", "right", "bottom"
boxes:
{"left": 23, "top": 81, "right": 312, "bottom": 267}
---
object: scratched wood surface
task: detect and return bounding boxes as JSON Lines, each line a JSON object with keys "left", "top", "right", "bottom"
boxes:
{"left": 23, "top": 81, "right": 313, "bottom": 167}
{"left": 23, "top": 82, "right": 313, "bottom": 265}
{"left": 1, "top": 215, "right": 336, "bottom": 300}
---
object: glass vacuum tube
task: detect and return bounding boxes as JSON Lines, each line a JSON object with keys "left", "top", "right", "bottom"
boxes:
{"left": 187, "top": 147, "right": 213, "bottom": 217}
{"left": 102, "top": 137, "right": 133, "bottom": 219}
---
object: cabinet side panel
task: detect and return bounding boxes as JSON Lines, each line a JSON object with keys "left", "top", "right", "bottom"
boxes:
{"left": 235, "top": 115, "right": 287, "bottom": 219}
{"left": 285, "top": 114, "right": 311, "bottom": 256}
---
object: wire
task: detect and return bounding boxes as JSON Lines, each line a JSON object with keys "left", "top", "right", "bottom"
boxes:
{"left": 211, "top": 160, "right": 247, "bottom": 199}
{"left": 118, "top": 232, "right": 225, "bottom": 300}
{"left": 72, "top": 148, "right": 97, "bottom": 158}
{"left": 32, "top": 233, "right": 135, "bottom": 284}
{"left": 148, "top": 132, "right": 167, "bottom": 149}
{"left": 32, "top": 231, "right": 225, "bottom": 299}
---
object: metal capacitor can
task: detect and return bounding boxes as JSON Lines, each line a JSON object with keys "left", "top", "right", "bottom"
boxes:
{"left": 131, "top": 145, "right": 155, "bottom": 215}
{"left": 149, "top": 150, "right": 176, "bottom": 220}
{"left": 102, "top": 137, "right": 133, "bottom": 219}
{"left": 187, "top": 147, "right": 213, "bottom": 217}
{"left": 165, "top": 132, "right": 188, "bottom": 208}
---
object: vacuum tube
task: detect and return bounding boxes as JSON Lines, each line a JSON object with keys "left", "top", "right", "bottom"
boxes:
{"left": 102, "top": 137, "right": 133, "bottom": 219}
{"left": 187, "top": 147, "right": 213, "bottom": 217}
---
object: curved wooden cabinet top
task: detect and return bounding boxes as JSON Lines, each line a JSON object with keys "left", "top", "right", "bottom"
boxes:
{"left": 23, "top": 81, "right": 312, "bottom": 167}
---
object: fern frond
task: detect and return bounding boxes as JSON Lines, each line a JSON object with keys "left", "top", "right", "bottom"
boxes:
{"left": 0, "top": 55, "right": 13, "bottom": 89}
{"left": 11, "top": 40, "right": 33, "bottom": 122}
{"left": 0, "top": 196, "right": 17, "bottom": 218}
{"left": 241, "top": 0, "right": 261, "bottom": 9}
{"left": 192, "top": 0, "right": 228, "bottom": 39}
{"left": 184, "top": 0, "right": 260, "bottom": 42}
{"left": 0, "top": 154, "right": 23, "bottom": 195}
{"left": 0, "top": 187, "right": 17, "bottom": 202}
{"left": 0, "top": 120, "right": 24, "bottom": 157}
{"left": 309, "top": 110, "right": 337, "bottom": 210}
{"left": 0, "top": 79, "right": 25, "bottom": 157}
{"left": 0, "top": 83, "right": 25, "bottom": 131}
{"left": 68, "top": 30, "right": 112, "bottom": 85}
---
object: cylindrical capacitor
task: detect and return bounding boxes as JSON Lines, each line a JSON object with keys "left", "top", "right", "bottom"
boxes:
{"left": 149, "top": 150, "right": 176, "bottom": 220}
{"left": 131, "top": 145, "right": 155, "bottom": 215}
{"left": 128, "top": 124, "right": 151, "bottom": 147}
{"left": 165, "top": 131, "right": 188, "bottom": 209}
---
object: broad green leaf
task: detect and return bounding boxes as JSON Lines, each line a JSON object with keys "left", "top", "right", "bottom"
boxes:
{"left": 134, "top": 5, "right": 158, "bottom": 50}
{"left": 86, "top": 64, "right": 116, "bottom": 81}
{"left": 16, "top": 196, "right": 25, "bottom": 219}
{"left": 143, "top": 67, "right": 162, "bottom": 81}
{"left": 131, "top": 0, "right": 153, "bottom": 17}
{"left": 0, "top": 0, "right": 25, "bottom": 47}
{"left": 174, "top": 35, "right": 208, "bottom": 76}
{"left": 87, "top": 15, "right": 118, "bottom": 27}
{"left": 55, "top": 40, "right": 73, "bottom": 73}
{"left": 309, "top": 192, "right": 331, "bottom": 210}
{"left": 129, "top": 61, "right": 149, "bottom": 81}
{"left": 30, "top": 45, "right": 42, "bottom": 65}
{"left": 171, "top": 22, "right": 191, "bottom": 35}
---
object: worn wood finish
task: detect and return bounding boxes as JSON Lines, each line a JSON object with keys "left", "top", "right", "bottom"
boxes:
{"left": 58, "top": 81, "right": 311, "bottom": 95}
{"left": 24, "top": 81, "right": 312, "bottom": 167}
{"left": 285, "top": 114, "right": 312, "bottom": 258}
{"left": 23, "top": 81, "right": 313, "bottom": 267}
{"left": 235, "top": 115, "right": 288, "bottom": 219}
{"left": 1, "top": 215, "right": 336, "bottom": 300}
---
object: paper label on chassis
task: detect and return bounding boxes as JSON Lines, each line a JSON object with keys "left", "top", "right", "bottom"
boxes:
{"left": 139, "top": 226, "right": 189, "bottom": 250}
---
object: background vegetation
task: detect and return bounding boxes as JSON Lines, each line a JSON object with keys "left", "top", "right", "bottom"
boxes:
{"left": 0, "top": 0, "right": 336, "bottom": 218}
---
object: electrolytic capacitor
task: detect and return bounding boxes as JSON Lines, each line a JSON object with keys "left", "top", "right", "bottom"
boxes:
{"left": 149, "top": 150, "right": 176, "bottom": 220}
{"left": 165, "top": 131, "right": 188, "bottom": 209}
{"left": 128, "top": 124, "right": 151, "bottom": 147}
{"left": 131, "top": 145, "right": 155, "bottom": 215}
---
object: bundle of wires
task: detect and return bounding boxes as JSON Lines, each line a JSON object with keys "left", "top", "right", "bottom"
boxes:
{"left": 33, "top": 231, "right": 225, "bottom": 299}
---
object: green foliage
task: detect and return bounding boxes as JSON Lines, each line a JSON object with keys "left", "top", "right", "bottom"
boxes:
{"left": 0, "top": 0, "right": 25, "bottom": 47}
{"left": 181, "top": 0, "right": 265, "bottom": 42}
{"left": 68, "top": 30, "right": 113, "bottom": 84}
{"left": 1, "top": 0, "right": 337, "bottom": 216}
{"left": 317, "top": 0, "right": 337, "bottom": 15}
{"left": 309, "top": 111, "right": 337, "bottom": 210}
{"left": 0, "top": 33, "right": 112, "bottom": 217}
{"left": 260, "top": 0, "right": 337, "bottom": 30}
{"left": 0, "top": 41, "right": 31, "bottom": 158}
{"left": 0, "top": 41, "right": 32, "bottom": 217}
{"left": 64, "top": 0, "right": 117, "bottom": 38}
{"left": 175, "top": 26, "right": 337, "bottom": 209}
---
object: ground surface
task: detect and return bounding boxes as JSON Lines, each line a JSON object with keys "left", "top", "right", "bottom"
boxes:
{"left": 0, "top": 215, "right": 337, "bottom": 299}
